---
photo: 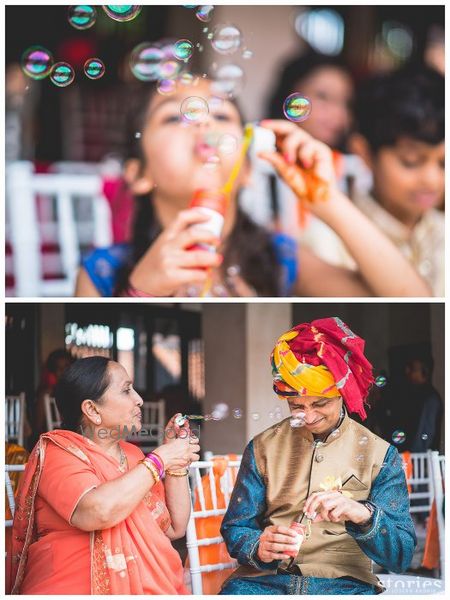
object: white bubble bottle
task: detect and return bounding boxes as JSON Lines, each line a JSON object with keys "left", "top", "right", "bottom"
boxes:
{"left": 189, "top": 188, "right": 226, "bottom": 252}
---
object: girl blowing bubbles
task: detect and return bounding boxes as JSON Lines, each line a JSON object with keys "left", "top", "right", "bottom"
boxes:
{"left": 75, "top": 78, "right": 430, "bottom": 297}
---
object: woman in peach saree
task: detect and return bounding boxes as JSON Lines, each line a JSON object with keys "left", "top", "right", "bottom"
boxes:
{"left": 7, "top": 356, "right": 200, "bottom": 594}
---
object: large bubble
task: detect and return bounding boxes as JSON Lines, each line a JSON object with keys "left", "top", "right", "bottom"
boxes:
{"left": 180, "top": 96, "right": 209, "bottom": 123}
{"left": 84, "top": 58, "right": 105, "bottom": 80}
{"left": 174, "top": 39, "right": 194, "bottom": 61}
{"left": 283, "top": 93, "right": 312, "bottom": 123}
{"left": 103, "top": 5, "right": 142, "bottom": 22}
{"left": 68, "top": 5, "right": 97, "bottom": 30}
{"left": 50, "top": 62, "right": 75, "bottom": 87}
{"left": 211, "top": 24, "right": 242, "bottom": 55}
{"left": 211, "top": 63, "right": 244, "bottom": 98}
{"left": 130, "top": 43, "right": 164, "bottom": 81}
{"left": 21, "top": 46, "right": 54, "bottom": 80}
{"left": 217, "top": 133, "right": 239, "bottom": 155}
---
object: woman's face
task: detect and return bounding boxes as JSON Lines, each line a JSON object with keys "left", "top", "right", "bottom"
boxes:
{"left": 139, "top": 79, "right": 247, "bottom": 205}
{"left": 294, "top": 66, "right": 353, "bottom": 148}
{"left": 95, "top": 362, "right": 144, "bottom": 433}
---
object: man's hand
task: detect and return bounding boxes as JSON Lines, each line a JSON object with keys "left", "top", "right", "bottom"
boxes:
{"left": 303, "top": 491, "right": 372, "bottom": 525}
{"left": 256, "top": 525, "right": 300, "bottom": 563}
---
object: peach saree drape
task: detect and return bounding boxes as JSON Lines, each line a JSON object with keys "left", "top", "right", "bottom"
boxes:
{"left": 7, "top": 430, "right": 187, "bottom": 594}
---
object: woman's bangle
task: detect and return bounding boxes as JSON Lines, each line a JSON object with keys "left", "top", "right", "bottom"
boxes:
{"left": 126, "top": 282, "right": 156, "bottom": 298}
{"left": 150, "top": 450, "right": 165, "bottom": 473}
{"left": 166, "top": 469, "right": 189, "bottom": 477}
{"left": 140, "top": 459, "right": 160, "bottom": 483}
{"left": 145, "top": 452, "right": 164, "bottom": 479}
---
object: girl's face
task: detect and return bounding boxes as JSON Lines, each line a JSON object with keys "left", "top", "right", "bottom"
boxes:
{"left": 294, "top": 66, "right": 353, "bottom": 148}
{"left": 139, "top": 80, "right": 247, "bottom": 205}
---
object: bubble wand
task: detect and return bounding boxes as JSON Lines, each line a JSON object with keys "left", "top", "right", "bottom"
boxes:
{"left": 199, "top": 123, "right": 254, "bottom": 297}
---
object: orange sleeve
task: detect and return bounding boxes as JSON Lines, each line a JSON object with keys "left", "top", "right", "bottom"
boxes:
{"left": 38, "top": 442, "right": 101, "bottom": 524}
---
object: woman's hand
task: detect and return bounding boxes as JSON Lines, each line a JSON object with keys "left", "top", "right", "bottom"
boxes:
{"left": 258, "top": 120, "right": 337, "bottom": 204}
{"left": 129, "top": 209, "right": 223, "bottom": 296}
{"left": 257, "top": 524, "right": 300, "bottom": 562}
{"left": 303, "top": 491, "right": 372, "bottom": 525}
{"left": 154, "top": 413, "right": 200, "bottom": 471}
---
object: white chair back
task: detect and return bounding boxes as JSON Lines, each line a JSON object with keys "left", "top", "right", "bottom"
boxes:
{"left": 5, "top": 394, "right": 25, "bottom": 447}
{"left": 126, "top": 400, "right": 165, "bottom": 451}
{"left": 406, "top": 452, "right": 434, "bottom": 514}
{"left": 186, "top": 457, "right": 242, "bottom": 595}
{"left": 428, "top": 450, "right": 445, "bottom": 581}
{"left": 44, "top": 394, "right": 62, "bottom": 431}
{"left": 6, "top": 161, "right": 112, "bottom": 297}
{"left": 5, "top": 464, "right": 26, "bottom": 527}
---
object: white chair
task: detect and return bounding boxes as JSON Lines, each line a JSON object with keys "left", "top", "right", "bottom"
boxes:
{"left": 5, "top": 464, "right": 27, "bottom": 527}
{"left": 6, "top": 161, "right": 113, "bottom": 297}
{"left": 407, "top": 452, "right": 434, "bottom": 514}
{"left": 5, "top": 394, "right": 25, "bottom": 447}
{"left": 186, "top": 457, "right": 242, "bottom": 595}
{"left": 126, "top": 400, "right": 165, "bottom": 451}
{"left": 44, "top": 394, "right": 62, "bottom": 431}
{"left": 428, "top": 451, "right": 445, "bottom": 581}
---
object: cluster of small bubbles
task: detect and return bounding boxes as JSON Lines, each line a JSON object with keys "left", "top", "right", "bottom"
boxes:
{"left": 217, "top": 133, "right": 239, "bottom": 155}
{"left": 157, "top": 78, "right": 176, "bottom": 95}
{"left": 196, "top": 5, "right": 214, "bottom": 23}
{"left": 84, "top": 58, "right": 105, "bottom": 80}
{"left": 196, "top": 43, "right": 204, "bottom": 53}
{"left": 212, "top": 64, "right": 244, "bottom": 98}
{"left": 315, "top": 454, "right": 324, "bottom": 463}
{"left": 242, "top": 48, "right": 253, "bottom": 59}
{"left": 356, "top": 454, "right": 365, "bottom": 463}
{"left": 274, "top": 406, "right": 283, "bottom": 419}
{"left": 180, "top": 96, "right": 209, "bottom": 123}
{"left": 251, "top": 412, "right": 260, "bottom": 421}
{"left": 50, "top": 62, "right": 75, "bottom": 87}
{"left": 283, "top": 93, "right": 312, "bottom": 123}
{"left": 421, "top": 433, "right": 428, "bottom": 441}
{"left": 359, "top": 435, "right": 369, "bottom": 446}
{"left": 174, "top": 39, "right": 194, "bottom": 61}
{"left": 103, "top": 5, "right": 142, "bottom": 22}
{"left": 375, "top": 375, "right": 387, "bottom": 388}
{"left": 21, "top": 46, "right": 54, "bottom": 80}
{"left": 130, "top": 43, "right": 164, "bottom": 81}
{"left": 392, "top": 430, "right": 406, "bottom": 444}
{"left": 233, "top": 408, "right": 243, "bottom": 419}
{"left": 68, "top": 5, "right": 97, "bottom": 30}
{"left": 211, "top": 24, "right": 242, "bottom": 55}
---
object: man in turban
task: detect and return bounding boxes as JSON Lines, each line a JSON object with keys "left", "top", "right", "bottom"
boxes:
{"left": 220, "top": 317, "right": 416, "bottom": 595}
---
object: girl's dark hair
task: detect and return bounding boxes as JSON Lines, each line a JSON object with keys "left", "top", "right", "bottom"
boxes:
{"left": 354, "top": 64, "right": 444, "bottom": 153}
{"left": 266, "top": 50, "right": 351, "bottom": 120}
{"left": 115, "top": 81, "right": 282, "bottom": 296}
{"left": 55, "top": 356, "right": 112, "bottom": 432}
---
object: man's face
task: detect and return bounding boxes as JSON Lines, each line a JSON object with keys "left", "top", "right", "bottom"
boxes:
{"left": 275, "top": 382, "right": 343, "bottom": 435}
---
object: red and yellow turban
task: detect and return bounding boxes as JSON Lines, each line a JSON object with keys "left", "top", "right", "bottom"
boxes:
{"left": 270, "top": 317, "right": 374, "bottom": 419}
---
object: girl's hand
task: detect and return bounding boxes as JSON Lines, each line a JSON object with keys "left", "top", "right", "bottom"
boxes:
{"left": 303, "top": 491, "right": 372, "bottom": 525}
{"left": 258, "top": 120, "right": 337, "bottom": 217}
{"left": 129, "top": 209, "right": 223, "bottom": 296}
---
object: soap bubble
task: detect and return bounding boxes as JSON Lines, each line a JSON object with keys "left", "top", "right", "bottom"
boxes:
{"left": 356, "top": 454, "right": 365, "bottom": 463}
{"left": 290, "top": 417, "right": 304, "bottom": 428}
{"left": 130, "top": 43, "right": 164, "bottom": 81}
{"left": 50, "top": 62, "right": 75, "bottom": 87}
{"left": 269, "top": 412, "right": 274, "bottom": 419}
{"left": 217, "top": 133, "right": 239, "bottom": 155}
{"left": 203, "top": 413, "right": 214, "bottom": 421}
{"left": 283, "top": 93, "right": 312, "bottom": 123}
{"left": 157, "top": 78, "right": 176, "bottom": 95}
{"left": 21, "top": 46, "right": 53, "bottom": 80}
{"left": 359, "top": 435, "right": 369, "bottom": 446}
{"left": 211, "top": 24, "right": 242, "bottom": 55}
{"left": 68, "top": 5, "right": 97, "bottom": 29}
{"left": 84, "top": 58, "right": 105, "bottom": 80}
{"left": 233, "top": 408, "right": 243, "bottom": 419}
{"left": 103, "top": 5, "right": 142, "bottom": 21}
{"left": 134, "top": 132, "right": 141, "bottom": 139}
{"left": 196, "top": 5, "right": 214, "bottom": 22}
{"left": 212, "top": 64, "right": 244, "bottom": 98}
{"left": 375, "top": 375, "right": 387, "bottom": 388}
{"left": 179, "top": 72, "right": 197, "bottom": 86}
{"left": 174, "top": 39, "right": 194, "bottom": 60}
{"left": 251, "top": 412, "right": 260, "bottom": 421}
{"left": 421, "top": 433, "right": 428, "bottom": 441}
{"left": 180, "top": 96, "right": 209, "bottom": 123}
{"left": 242, "top": 48, "right": 253, "bottom": 59}
{"left": 392, "top": 430, "right": 406, "bottom": 444}
{"left": 329, "top": 428, "right": 340, "bottom": 439}
{"left": 159, "top": 59, "right": 182, "bottom": 79}
{"left": 211, "top": 403, "right": 230, "bottom": 420}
